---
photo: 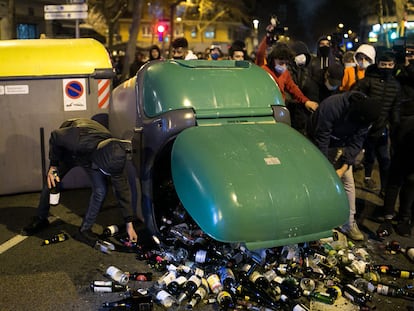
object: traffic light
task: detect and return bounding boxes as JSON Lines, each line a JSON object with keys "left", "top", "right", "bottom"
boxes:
{"left": 156, "top": 22, "right": 168, "bottom": 42}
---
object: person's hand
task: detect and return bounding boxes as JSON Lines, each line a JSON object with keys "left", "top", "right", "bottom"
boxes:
{"left": 336, "top": 163, "right": 349, "bottom": 178}
{"left": 305, "top": 100, "right": 318, "bottom": 112}
{"left": 47, "top": 166, "right": 60, "bottom": 189}
{"left": 126, "top": 222, "right": 138, "bottom": 243}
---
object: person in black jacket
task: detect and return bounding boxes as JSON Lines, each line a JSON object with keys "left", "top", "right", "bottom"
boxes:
{"left": 352, "top": 51, "right": 401, "bottom": 196}
{"left": 21, "top": 118, "right": 138, "bottom": 246}
{"left": 307, "top": 91, "right": 380, "bottom": 240}
{"left": 377, "top": 48, "right": 414, "bottom": 237}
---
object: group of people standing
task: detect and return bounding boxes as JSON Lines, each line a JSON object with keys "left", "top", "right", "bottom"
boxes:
{"left": 259, "top": 25, "right": 413, "bottom": 240}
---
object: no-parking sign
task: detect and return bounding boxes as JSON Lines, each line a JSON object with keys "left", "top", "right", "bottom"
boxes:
{"left": 62, "top": 78, "right": 86, "bottom": 111}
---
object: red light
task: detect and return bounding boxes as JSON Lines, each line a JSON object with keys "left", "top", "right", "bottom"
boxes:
{"left": 157, "top": 24, "right": 165, "bottom": 33}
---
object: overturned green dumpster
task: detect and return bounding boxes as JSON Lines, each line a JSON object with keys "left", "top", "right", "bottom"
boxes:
{"left": 110, "top": 60, "right": 348, "bottom": 250}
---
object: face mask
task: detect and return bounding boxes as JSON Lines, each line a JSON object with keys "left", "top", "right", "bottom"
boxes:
{"left": 295, "top": 54, "right": 307, "bottom": 67}
{"left": 379, "top": 68, "right": 393, "bottom": 78}
{"left": 211, "top": 53, "right": 219, "bottom": 60}
{"left": 274, "top": 64, "right": 286, "bottom": 75}
{"left": 358, "top": 60, "right": 371, "bottom": 70}
{"left": 319, "top": 46, "right": 330, "bottom": 57}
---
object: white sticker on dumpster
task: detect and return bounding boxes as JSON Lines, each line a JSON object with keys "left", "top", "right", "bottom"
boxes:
{"left": 0, "top": 86, "right": 4, "bottom": 95}
{"left": 264, "top": 157, "right": 281, "bottom": 165}
{"left": 5, "top": 85, "right": 29, "bottom": 94}
{"left": 63, "top": 79, "right": 86, "bottom": 111}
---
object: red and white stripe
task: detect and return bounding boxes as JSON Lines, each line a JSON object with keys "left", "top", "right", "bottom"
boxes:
{"left": 98, "top": 79, "right": 111, "bottom": 109}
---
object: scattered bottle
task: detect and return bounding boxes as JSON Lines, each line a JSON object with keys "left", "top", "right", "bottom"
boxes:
{"left": 102, "top": 290, "right": 153, "bottom": 310}
{"left": 177, "top": 273, "right": 202, "bottom": 303}
{"left": 309, "top": 291, "right": 335, "bottom": 305}
{"left": 166, "top": 274, "right": 187, "bottom": 296}
{"left": 186, "top": 278, "right": 209, "bottom": 309}
{"left": 102, "top": 224, "right": 119, "bottom": 238}
{"left": 90, "top": 280, "right": 128, "bottom": 293}
{"left": 216, "top": 289, "right": 235, "bottom": 310}
{"left": 95, "top": 240, "right": 115, "bottom": 254}
{"left": 129, "top": 272, "right": 153, "bottom": 282}
{"left": 154, "top": 289, "right": 177, "bottom": 308}
{"left": 42, "top": 232, "right": 69, "bottom": 246}
{"left": 373, "top": 264, "right": 414, "bottom": 279}
{"left": 49, "top": 170, "right": 60, "bottom": 205}
{"left": 106, "top": 265, "right": 130, "bottom": 285}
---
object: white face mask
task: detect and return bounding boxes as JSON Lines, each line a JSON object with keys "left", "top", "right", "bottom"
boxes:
{"left": 294, "top": 54, "right": 307, "bottom": 66}
{"left": 358, "top": 60, "right": 371, "bottom": 70}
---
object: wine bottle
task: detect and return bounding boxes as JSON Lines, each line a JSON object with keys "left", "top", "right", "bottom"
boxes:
{"left": 49, "top": 170, "right": 60, "bottom": 205}
{"left": 106, "top": 265, "right": 129, "bottom": 285}
{"left": 90, "top": 280, "right": 128, "bottom": 293}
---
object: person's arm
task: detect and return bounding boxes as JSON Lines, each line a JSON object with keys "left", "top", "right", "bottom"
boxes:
{"left": 284, "top": 71, "right": 318, "bottom": 111}
{"left": 255, "top": 36, "right": 268, "bottom": 67}
{"left": 111, "top": 174, "right": 138, "bottom": 242}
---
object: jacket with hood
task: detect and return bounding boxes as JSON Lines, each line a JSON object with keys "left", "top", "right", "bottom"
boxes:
{"left": 288, "top": 40, "right": 312, "bottom": 91}
{"left": 340, "top": 44, "right": 376, "bottom": 91}
{"left": 49, "top": 118, "right": 134, "bottom": 223}
{"left": 309, "top": 36, "right": 344, "bottom": 101}
{"left": 352, "top": 64, "right": 401, "bottom": 137}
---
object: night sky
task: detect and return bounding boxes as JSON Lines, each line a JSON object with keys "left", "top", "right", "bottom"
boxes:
{"left": 254, "top": 0, "right": 361, "bottom": 52}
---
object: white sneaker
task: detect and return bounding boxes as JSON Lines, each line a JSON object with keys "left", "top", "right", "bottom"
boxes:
{"left": 341, "top": 222, "right": 364, "bottom": 241}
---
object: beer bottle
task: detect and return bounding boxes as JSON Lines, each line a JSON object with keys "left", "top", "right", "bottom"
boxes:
{"left": 42, "top": 232, "right": 69, "bottom": 245}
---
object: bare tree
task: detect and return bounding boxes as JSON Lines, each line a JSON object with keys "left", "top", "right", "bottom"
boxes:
{"left": 87, "top": 0, "right": 128, "bottom": 50}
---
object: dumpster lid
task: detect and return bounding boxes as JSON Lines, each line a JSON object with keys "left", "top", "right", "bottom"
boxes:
{"left": 0, "top": 38, "right": 114, "bottom": 78}
{"left": 171, "top": 123, "right": 348, "bottom": 250}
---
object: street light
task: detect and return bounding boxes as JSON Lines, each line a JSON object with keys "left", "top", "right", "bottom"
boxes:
{"left": 253, "top": 19, "right": 259, "bottom": 47}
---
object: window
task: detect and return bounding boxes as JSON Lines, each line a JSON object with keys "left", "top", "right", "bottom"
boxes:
{"left": 190, "top": 26, "right": 197, "bottom": 38}
{"left": 204, "top": 26, "right": 215, "bottom": 39}
{"left": 17, "top": 24, "right": 37, "bottom": 39}
{"left": 141, "top": 24, "right": 152, "bottom": 38}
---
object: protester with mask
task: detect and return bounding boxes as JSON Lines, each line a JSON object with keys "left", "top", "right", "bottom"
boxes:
{"left": 171, "top": 37, "right": 198, "bottom": 60}
{"left": 377, "top": 47, "right": 414, "bottom": 237}
{"left": 306, "top": 92, "right": 381, "bottom": 240}
{"left": 257, "top": 40, "right": 318, "bottom": 112}
{"left": 286, "top": 40, "right": 315, "bottom": 134}
{"left": 208, "top": 45, "right": 224, "bottom": 60}
{"left": 340, "top": 44, "right": 376, "bottom": 91}
{"left": 353, "top": 51, "right": 401, "bottom": 196}
{"left": 309, "top": 36, "right": 344, "bottom": 102}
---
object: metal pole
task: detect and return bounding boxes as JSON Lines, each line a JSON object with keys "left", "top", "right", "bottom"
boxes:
{"left": 75, "top": 19, "right": 80, "bottom": 38}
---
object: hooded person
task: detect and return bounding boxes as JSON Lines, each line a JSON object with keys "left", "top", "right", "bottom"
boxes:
{"left": 286, "top": 40, "right": 314, "bottom": 134}
{"left": 306, "top": 91, "right": 380, "bottom": 241}
{"left": 149, "top": 44, "right": 162, "bottom": 61}
{"left": 21, "top": 118, "right": 138, "bottom": 247}
{"left": 309, "top": 35, "right": 344, "bottom": 102}
{"left": 340, "top": 44, "right": 376, "bottom": 91}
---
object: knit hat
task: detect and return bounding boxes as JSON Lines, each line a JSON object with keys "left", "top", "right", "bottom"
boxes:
{"left": 348, "top": 92, "right": 380, "bottom": 125}
{"left": 91, "top": 138, "right": 132, "bottom": 175}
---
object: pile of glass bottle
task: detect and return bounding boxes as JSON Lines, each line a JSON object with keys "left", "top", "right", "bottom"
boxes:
{"left": 96, "top": 221, "right": 414, "bottom": 311}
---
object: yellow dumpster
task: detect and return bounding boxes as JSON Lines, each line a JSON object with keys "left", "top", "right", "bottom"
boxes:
{"left": 0, "top": 38, "right": 115, "bottom": 195}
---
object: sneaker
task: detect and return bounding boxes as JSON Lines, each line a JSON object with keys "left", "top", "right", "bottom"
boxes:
{"left": 21, "top": 216, "right": 49, "bottom": 236}
{"left": 341, "top": 222, "right": 364, "bottom": 241}
{"left": 396, "top": 219, "right": 412, "bottom": 237}
{"left": 73, "top": 229, "right": 98, "bottom": 247}
{"left": 364, "top": 178, "right": 377, "bottom": 190}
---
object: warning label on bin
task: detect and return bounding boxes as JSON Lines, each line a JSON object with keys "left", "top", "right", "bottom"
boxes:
{"left": 63, "top": 79, "right": 86, "bottom": 111}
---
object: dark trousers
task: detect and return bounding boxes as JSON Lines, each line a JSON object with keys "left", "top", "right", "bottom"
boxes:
{"left": 363, "top": 133, "right": 390, "bottom": 190}
{"left": 37, "top": 163, "right": 108, "bottom": 231}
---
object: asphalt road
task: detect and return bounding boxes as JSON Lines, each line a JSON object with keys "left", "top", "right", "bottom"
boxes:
{"left": 0, "top": 168, "right": 413, "bottom": 311}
